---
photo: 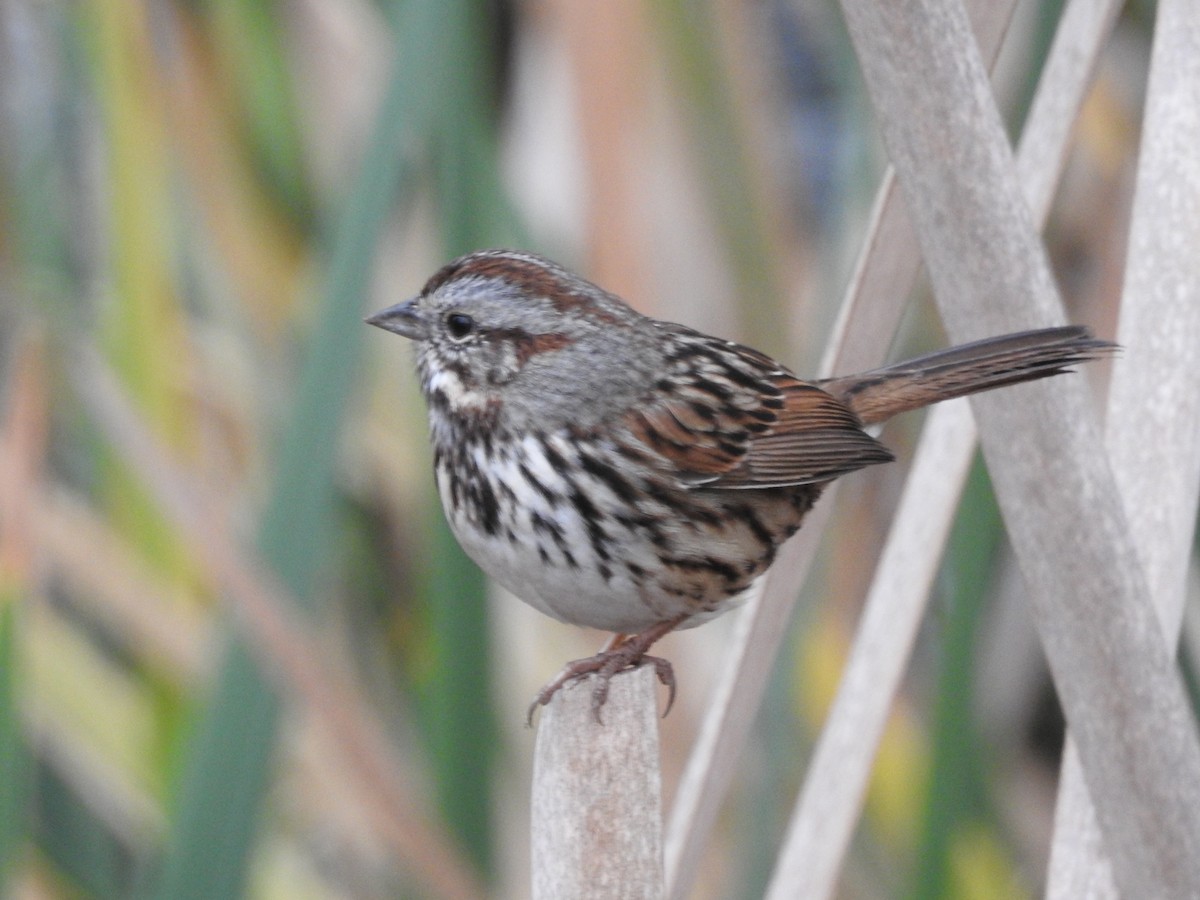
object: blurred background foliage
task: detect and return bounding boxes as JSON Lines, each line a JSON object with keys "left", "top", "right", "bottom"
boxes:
{"left": 0, "top": 0, "right": 1182, "bottom": 897}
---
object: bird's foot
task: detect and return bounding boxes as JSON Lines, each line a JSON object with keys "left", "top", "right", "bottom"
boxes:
{"left": 526, "top": 634, "right": 677, "bottom": 726}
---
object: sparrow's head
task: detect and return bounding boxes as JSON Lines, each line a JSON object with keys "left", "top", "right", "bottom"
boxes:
{"left": 367, "top": 250, "right": 661, "bottom": 428}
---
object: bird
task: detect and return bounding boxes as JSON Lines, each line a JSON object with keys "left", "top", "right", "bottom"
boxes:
{"left": 366, "top": 248, "right": 1113, "bottom": 721}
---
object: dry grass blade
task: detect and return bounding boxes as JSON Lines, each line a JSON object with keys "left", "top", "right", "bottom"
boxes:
{"left": 23, "top": 710, "right": 164, "bottom": 850}
{"left": 0, "top": 332, "right": 48, "bottom": 585}
{"left": 821, "top": 0, "right": 1018, "bottom": 379}
{"left": 767, "top": 1, "right": 1120, "bottom": 893}
{"left": 34, "top": 490, "right": 212, "bottom": 683}
{"left": 663, "top": 0, "right": 1020, "bottom": 893}
{"left": 839, "top": 0, "right": 1200, "bottom": 893}
{"left": 0, "top": 332, "right": 48, "bottom": 887}
{"left": 767, "top": 400, "right": 976, "bottom": 898}
{"left": 1047, "top": 0, "right": 1200, "bottom": 892}
{"left": 664, "top": 494, "right": 834, "bottom": 897}
{"left": 71, "top": 347, "right": 485, "bottom": 900}
{"left": 1017, "top": 0, "right": 1125, "bottom": 225}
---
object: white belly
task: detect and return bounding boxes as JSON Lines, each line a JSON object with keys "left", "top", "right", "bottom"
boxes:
{"left": 437, "top": 433, "right": 674, "bottom": 632}
{"left": 434, "top": 429, "right": 787, "bottom": 634}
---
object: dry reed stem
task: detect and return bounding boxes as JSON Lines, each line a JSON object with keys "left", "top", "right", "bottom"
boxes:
{"left": 531, "top": 666, "right": 663, "bottom": 900}
{"left": 664, "top": 0, "right": 1019, "bottom": 893}
{"left": 840, "top": 0, "right": 1200, "bottom": 893}
{"left": 1047, "top": 0, "right": 1200, "bottom": 892}
{"left": 767, "top": 1, "right": 1121, "bottom": 893}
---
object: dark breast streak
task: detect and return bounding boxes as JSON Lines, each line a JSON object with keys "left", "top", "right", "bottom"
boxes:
{"left": 438, "top": 419, "right": 826, "bottom": 620}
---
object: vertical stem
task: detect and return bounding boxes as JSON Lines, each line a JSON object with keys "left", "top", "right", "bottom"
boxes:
{"left": 532, "top": 667, "right": 664, "bottom": 900}
{"left": 837, "top": 0, "right": 1200, "bottom": 893}
{"left": 1047, "top": 0, "right": 1200, "bottom": 893}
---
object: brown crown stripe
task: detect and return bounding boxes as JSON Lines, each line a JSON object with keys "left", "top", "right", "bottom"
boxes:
{"left": 423, "top": 252, "right": 626, "bottom": 323}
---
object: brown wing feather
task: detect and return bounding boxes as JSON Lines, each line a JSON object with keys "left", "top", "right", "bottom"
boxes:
{"left": 713, "top": 378, "right": 894, "bottom": 488}
{"left": 617, "top": 330, "right": 895, "bottom": 489}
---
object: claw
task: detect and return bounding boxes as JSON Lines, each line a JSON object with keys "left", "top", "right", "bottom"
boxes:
{"left": 525, "top": 615, "right": 689, "bottom": 725}
{"left": 525, "top": 654, "right": 678, "bottom": 725}
{"left": 648, "top": 656, "right": 676, "bottom": 717}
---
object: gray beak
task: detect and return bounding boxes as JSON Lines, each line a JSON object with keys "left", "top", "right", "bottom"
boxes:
{"left": 365, "top": 299, "right": 429, "bottom": 340}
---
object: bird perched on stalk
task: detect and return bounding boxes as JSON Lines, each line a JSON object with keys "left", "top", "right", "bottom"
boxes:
{"left": 367, "top": 249, "right": 1112, "bottom": 722}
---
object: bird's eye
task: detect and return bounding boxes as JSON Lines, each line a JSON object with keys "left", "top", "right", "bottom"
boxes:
{"left": 445, "top": 313, "right": 475, "bottom": 340}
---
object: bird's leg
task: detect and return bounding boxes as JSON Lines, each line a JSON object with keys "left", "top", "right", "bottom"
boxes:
{"left": 599, "top": 632, "right": 628, "bottom": 652}
{"left": 527, "top": 614, "right": 689, "bottom": 725}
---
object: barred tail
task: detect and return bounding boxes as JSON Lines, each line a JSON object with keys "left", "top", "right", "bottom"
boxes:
{"left": 821, "top": 326, "right": 1115, "bottom": 426}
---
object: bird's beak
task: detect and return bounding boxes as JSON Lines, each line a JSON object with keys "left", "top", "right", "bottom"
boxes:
{"left": 365, "top": 299, "right": 429, "bottom": 340}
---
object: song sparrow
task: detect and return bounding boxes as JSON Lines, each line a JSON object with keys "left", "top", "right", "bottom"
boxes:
{"left": 367, "top": 249, "right": 1111, "bottom": 721}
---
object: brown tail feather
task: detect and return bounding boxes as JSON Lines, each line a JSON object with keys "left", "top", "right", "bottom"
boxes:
{"left": 820, "top": 326, "right": 1115, "bottom": 426}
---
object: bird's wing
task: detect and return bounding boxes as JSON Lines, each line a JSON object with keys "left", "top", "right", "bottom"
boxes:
{"left": 616, "top": 329, "right": 894, "bottom": 490}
